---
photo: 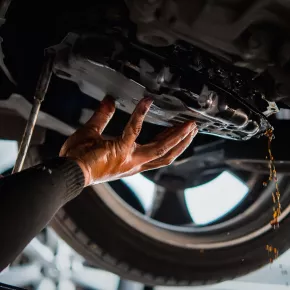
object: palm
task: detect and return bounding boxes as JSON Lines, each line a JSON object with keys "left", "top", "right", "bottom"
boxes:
{"left": 60, "top": 96, "right": 197, "bottom": 186}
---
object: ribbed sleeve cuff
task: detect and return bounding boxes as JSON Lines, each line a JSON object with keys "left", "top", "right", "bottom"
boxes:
{"left": 43, "top": 157, "right": 85, "bottom": 203}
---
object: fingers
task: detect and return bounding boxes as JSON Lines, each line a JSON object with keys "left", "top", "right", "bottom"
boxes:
{"left": 136, "top": 121, "right": 197, "bottom": 163}
{"left": 85, "top": 95, "right": 116, "bottom": 134}
{"left": 141, "top": 127, "right": 198, "bottom": 171}
{"left": 152, "top": 126, "right": 174, "bottom": 141}
{"left": 122, "top": 97, "right": 153, "bottom": 146}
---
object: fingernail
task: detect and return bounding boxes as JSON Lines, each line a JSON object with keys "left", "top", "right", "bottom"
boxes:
{"left": 190, "top": 127, "right": 198, "bottom": 137}
{"left": 190, "top": 122, "right": 197, "bottom": 129}
{"left": 185, "top": 121, "right": 196, "bottom": 130}
{"left": 142, "top": 98, "right": 153, "bottom": 114}
{"left": 102, "top": 95, "right": 115, "bottom": 104}
{"left": 100, "top": 95, "right": 116, "bottom": 112}
{"left": 143, "top": 96, "right": 153, "bottom": 105}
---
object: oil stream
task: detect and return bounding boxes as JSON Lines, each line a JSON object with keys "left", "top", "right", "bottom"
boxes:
{"left": 264, "top": 129, "right": 280, "bottom": 262}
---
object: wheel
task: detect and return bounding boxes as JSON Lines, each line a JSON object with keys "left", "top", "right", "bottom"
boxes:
{"left": 0, "top": 226, "right": 121, "bottom": 290}
{"left": 24, "top": 145, "right": 290, "bottom": 287}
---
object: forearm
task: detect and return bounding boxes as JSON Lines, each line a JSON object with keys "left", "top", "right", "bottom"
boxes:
{"left": 0, "top": 157, "right": 84, "bottom": 271}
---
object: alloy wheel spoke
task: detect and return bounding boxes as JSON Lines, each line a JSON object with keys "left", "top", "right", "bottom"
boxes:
{"left": 71, "top": 266, "right": 120, "bottom": 290}
{"left": 0, "top": 264, "right": 42, "bottom": 287}
{"left": 36, "top": 278, "right": 56, "bottom": 290}
{"left": 149, "top": 186, "right": 193, "bottom": 225}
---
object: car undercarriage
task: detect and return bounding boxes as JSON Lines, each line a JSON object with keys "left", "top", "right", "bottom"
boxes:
{"left": 2, "top": 0, "right": 290, "bottom": 286}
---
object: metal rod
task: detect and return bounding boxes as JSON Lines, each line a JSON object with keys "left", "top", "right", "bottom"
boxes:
{"left": 13, "top": 55, "right": 54, "bottom": 173}
{"left": 0, "top": 0, "right": 13, "bottom": 22}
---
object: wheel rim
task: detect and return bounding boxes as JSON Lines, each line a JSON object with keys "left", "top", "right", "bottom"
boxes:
{"left": 89, "top": 171, "right": 290, "bottom": 249}
{"left": 0, "top": 228, "right": 120, "bottom": 290}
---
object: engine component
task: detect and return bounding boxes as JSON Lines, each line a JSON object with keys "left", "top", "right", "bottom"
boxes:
{"left": 51, "top": 33, "right": 272, "bottom": 141}
{"left": 126, "top": 0, "right": 290, "bottom": 72}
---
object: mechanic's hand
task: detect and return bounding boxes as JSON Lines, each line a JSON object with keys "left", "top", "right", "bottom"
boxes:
{"left": 60, "top": 95, "right": 198, "bottom": 186}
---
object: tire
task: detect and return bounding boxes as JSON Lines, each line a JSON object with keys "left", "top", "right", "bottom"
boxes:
{"left": 26, "top": 146, "right": 290, "bottom": 286}
{"left": 5, "top": 0, "right": 290, "bottom": 285}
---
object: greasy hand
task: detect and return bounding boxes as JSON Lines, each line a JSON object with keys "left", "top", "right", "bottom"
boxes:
{"left": 60, "top": 96, "right": 198, "bottom": 186}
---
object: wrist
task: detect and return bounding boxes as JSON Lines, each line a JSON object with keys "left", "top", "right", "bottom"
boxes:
{"left": 74, "top": 158, "right": 91, "bottom": 187}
